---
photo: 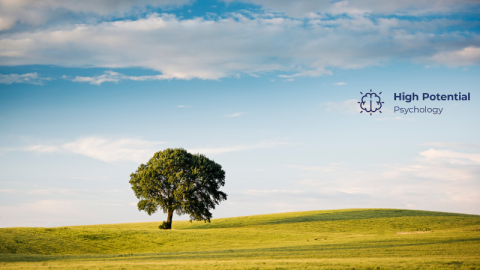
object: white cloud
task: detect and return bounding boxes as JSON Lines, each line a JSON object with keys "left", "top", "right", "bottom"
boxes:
{"left": 278, "top": 67, "right": 333, "bottom": 78}
{"left": 64, "top": 70, "right": 176, "bottom": 85}
{"left": 0, "top": 0, "right": 190, "bottom": 31}
{"left": 323, "top": 99, "right": 361, "bottom": 114}
{"left": 188, "top": 139, "right": 292, "bottom": 155}
{"left": 23, "top": 144, "right": 62, "bottom": 153}
{"left": 1, "top": 0, "right": 475, "bottom": 33}
{"left": 275, "top": 147, "right": 480, "bottom": 214}
{"left": 422, "top": 142, "right": 480, "bottom": 150}
{"left": 21, "top": 137, "right": 164, "bottom": 163}
{"left": 427, "top": 46, "right": 480, "bottom": 66}
{"left": 0, "top": 73, "right": 51, "bottom": 85}
{"left": 225, "top": 0, "right": 479, "bottom": 17}
{"left": 1, "top": 12, "right": 477, "bottom": 81}
{"left": 62, "top": 137, "right": 165, "bottom": 163}
{"left": 225, "top": 112, "right": 246, "bottom": 117}
{"left": 333, "top": 82, "right": 346, "bottom": 86}
{"left": 419, "top": 148, "right": 480, "bottom": 165}
{"left": 20, "top": 137, "right": 290, "bottom": 161}
{"left": 177, "top": 105, "right": 192, "bottom": 108}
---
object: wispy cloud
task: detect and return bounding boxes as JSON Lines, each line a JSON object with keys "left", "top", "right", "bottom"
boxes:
{"left": 22, "top": 137, "right": 165, "bottom": 163}
{"left": 20, "top": 137, "right": 292, "bottom": 161}
{"left": 427, "top": 46, "right": 480, "bottom": 67}
{"left": 63, "top": 71, "right": 175, "bottom": 85}
{"left": 62, "top": 137, "right": 165, "bottom": 163}
{"left": 225, "top": 112, "right": 246, "bottom": 117}
{"left": 322, "top": 99, "right": 361, "bottom": 114}
{"left": 422, "top": 142, "right": 480, "bottom": 150}
{"left": 0, "top": 73, "right": 52, "bottom": 85}
{"left": 188, "top": 139, "right": 293, "bottom": 155}
{"left": 0, "top": 145, "right": 61, "bottom": 155}
{"left": 177, "top": 105, "right": 192, "bottom": 108}
{"left": 419, "top": 148, "right": 480, "bottom": 164}
{"left": 23, "top": 145, "right": 62, "bottom": 153}
{"left": 232, "top": 0, "right": 479, "bottom": 17}
{"left": 274, "top": 147, "right": 480, "bottom": 214}
{"left": 333, "top": 82, "right": 346, "bottom": 86}
{"left": 278, "top": 67, "right": 333, "bottom": 79}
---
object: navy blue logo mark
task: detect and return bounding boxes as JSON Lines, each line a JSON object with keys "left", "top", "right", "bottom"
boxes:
{"left": 359, "top": 89, "right": 384, "bottom": 115}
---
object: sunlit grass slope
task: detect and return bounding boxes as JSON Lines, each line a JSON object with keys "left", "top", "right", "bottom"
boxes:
{"left": 1, "top": 208, "right": 480, "bottom": 269}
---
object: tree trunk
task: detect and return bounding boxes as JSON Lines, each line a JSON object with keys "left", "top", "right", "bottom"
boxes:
{"left": 166, "top": 209, "right": 173, "bottom": 229}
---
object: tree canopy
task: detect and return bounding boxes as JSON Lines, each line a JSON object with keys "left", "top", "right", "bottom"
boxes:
{"left": 129, "top": 148, "right": 227, "bottom": 229}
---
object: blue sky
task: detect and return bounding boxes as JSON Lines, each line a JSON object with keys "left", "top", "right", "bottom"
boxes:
{"left": 0, "top": 0, "right": 479, "bottom": 227}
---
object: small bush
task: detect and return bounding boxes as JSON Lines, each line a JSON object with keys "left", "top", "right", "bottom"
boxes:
{"left": 158, "top": 222, "right": 171, "bottom": 230}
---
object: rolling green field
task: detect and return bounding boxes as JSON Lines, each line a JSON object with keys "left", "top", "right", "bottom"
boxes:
{"left": 1, "top": 208, "right": 480, "bottom": 269}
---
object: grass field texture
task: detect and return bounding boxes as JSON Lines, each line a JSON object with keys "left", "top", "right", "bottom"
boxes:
{"left": 1, "top": 208, "right": 479, "bottom": 269}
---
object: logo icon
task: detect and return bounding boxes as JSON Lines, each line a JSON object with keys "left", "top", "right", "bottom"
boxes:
{"left": 359, "top": 89, "right": 384, "bottom": 115}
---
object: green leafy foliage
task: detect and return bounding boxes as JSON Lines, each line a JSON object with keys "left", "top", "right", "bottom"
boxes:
{"left": 129, "top": 148, "right": 227, "bottom": 228}
{"left": 158, "top": 221, "right": 170, "bottom": 230}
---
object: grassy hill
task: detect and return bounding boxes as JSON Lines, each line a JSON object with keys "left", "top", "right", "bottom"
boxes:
{"left": 1, "top": 208, "right": 479, "bottom": 269}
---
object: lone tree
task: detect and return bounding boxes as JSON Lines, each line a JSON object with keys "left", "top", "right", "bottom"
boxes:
{"left": 129, "top": 148, "right": 227, "bottom": 229}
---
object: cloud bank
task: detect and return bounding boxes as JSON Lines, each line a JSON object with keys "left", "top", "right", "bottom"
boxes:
{"left": 0, "top": 0, "right": 190, "bottom": 31}
{"left": 1, "top": 10, "right": 478, "bottom": 81}
{"left": 245, "top": 146, "right": 480, "bottom": 215}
